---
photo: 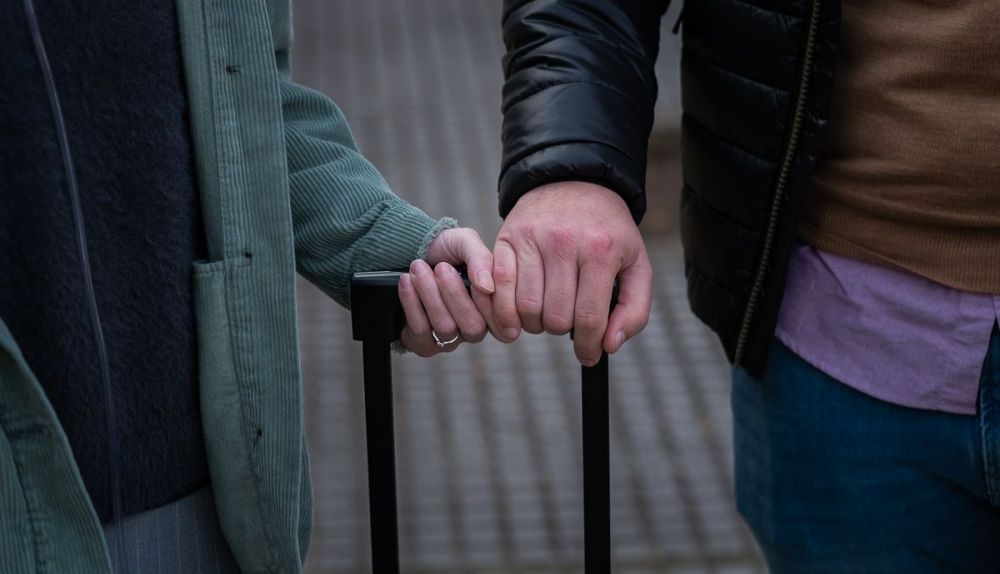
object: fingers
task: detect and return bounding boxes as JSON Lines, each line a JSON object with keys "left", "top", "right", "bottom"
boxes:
{"left": 404, "top": 227, "right": 648, "bottom": 361}
{"left": 471, "top": 285, "right": 504, "bottom": 342}
{"left": 540, "top": 229, "right": 578, "bottom": 335}
{"left": 492, "top": 239, "right": 521, "bottom": 342}
{"left": 425, "top": 227, "right": 509, "bottom": 343}
{"left": 424, "top": 228, "right": 495, "bottom": 295}
{"left": 403, "top": 256, "right": 493, "bottom": 355}
{"left": 514, "top": 244, "right": 544, "bottom": 334}
{"left": 603, "top": 249, "right": 653, "bottom": 356}
{"left": 409, "top": 259, "right": 459, "bottom": 344}
{"left": 456, "top": 229, "right": 495, "bottom": 295}
{"left": 411, "top": 226, "right": 521, "bottom": 349}
{"left": 435, "top": 262, "right": 487, "bottom": 343}
{"left": 573, "top": 258, "right": 616, "bottom": 367}
{"left": 398, "top": 273, "right": 436, "bottom": 357}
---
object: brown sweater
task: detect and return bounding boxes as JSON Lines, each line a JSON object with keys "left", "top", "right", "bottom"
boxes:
{"left": 799, "top": 0, "right": 1000, "bottom": 293}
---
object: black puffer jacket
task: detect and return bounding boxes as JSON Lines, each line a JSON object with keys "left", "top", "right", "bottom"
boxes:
{"left": 499, "top": 0, "right": 841, "bottom": 378}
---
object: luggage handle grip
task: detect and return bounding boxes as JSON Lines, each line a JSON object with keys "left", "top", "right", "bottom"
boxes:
{"left": 350, "top": 269, "right": 617, "bottom": 574}
{"left": 350, "top": 269, "right": 618, "bottom": 342}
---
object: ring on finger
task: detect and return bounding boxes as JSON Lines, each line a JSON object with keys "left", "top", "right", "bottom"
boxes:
{"left": 432, "top": 330, "right": 461, "bottom": 348}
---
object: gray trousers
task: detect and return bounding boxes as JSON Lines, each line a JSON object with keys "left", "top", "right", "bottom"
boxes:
{"left": 102, "top": 487, "right": 240, "bottom": 573}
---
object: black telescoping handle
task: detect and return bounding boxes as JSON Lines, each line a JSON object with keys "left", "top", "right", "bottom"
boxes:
{"left": 351, "top": 270, "right": 616, "bottom": 574}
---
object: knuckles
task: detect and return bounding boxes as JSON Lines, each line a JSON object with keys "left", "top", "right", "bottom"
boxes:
{"left": 494, "top": 300, "right": 519, "bottom": 318}
{"left": 460, "top": 316, "right": 488, "bottom": 342}
{"left": 545, "top": 226, "right": 577, "bottom": 258}
{"left": 542, "top": 312, "right": 573, "bottom": 335}
{"left": 515, "top": 294, "right": 543, "bottom": 316}
{"left": 583, "top": 231, "right": 616, "bottom": 260}
{"left": 408, "top": 322, "right": 430, "bottom": 337}
{"left": 534, "top": 227, "right": 618, "bottom": 263}
{"left": 493, "top": 262, "right": 517, "bottom": 284}
{"left": 575, "top": 311, "right": 606, "bottom": 334}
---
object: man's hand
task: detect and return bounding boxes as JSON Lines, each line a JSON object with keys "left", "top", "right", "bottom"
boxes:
{"left": 492, "top": 182, "right": 653, "bottom": 366}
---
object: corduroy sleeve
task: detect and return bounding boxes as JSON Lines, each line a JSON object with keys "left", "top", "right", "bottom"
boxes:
{"left": 279, "top": 82, "right": 455, "bottom": 308}
{"left": 499, "top": 0, "right": 671, "bottom": 223}
{"left": 266, "top": 1, "right": 454, "bottom": 308}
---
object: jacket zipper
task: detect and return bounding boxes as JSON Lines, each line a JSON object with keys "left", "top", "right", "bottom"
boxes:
{"left": 734, "top": 0, "right": 822, "bottom": 363}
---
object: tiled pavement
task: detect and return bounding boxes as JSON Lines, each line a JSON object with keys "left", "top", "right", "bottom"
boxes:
{"left": 291, "top": 1, "right": 765, "bottom": 572}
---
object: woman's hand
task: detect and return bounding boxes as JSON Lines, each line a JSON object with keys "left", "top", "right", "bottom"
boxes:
{"left": 398, "top": 228, "right": 506, "bottom": 356}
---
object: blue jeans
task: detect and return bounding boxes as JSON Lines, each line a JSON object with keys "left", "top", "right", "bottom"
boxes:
{"left": 733, "top": 328, "right": 1000, "bottom": 573}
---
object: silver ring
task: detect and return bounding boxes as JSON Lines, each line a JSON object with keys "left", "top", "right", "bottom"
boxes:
{"left": 432, "top": 331, "right": 461, "bottom": 348}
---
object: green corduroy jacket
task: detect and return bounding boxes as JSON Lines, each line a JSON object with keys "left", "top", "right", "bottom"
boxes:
{"left": 0, "top": 1, "right": 453, "bottom": 571}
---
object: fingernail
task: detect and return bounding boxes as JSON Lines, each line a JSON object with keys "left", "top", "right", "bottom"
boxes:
{"left": 612, "top": 331, "right": 626, "bottom": 353}
{"left": 502, "top": 327, "right": 519, "bottom": 341}
{"left": 400, "top": 274, "right": 411, "bottom": 289}
{"left": 476, "top": 270, "right": 495, "bottom": 294}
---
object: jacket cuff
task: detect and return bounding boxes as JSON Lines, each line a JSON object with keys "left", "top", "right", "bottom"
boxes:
{"left": 416, "top": 216, "right": 459, "bottom": 261}
{"left": 352, "top": 202, "right": 454, "bottom": 274}
{"left": 498, "top": 142, "right": 647, "bottom": 224}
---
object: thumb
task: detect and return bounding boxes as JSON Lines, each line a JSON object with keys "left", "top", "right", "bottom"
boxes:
{"left": 426, "top": 228, "right": 495, "bottom": 294}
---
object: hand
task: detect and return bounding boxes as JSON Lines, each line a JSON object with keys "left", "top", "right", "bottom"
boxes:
{"left": 398, "top": 227, "right": 500, "bottom": 356}
{"left": 492, "top": 182, "right": 653, "bottom": 366}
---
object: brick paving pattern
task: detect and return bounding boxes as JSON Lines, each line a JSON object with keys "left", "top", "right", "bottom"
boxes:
{"left": 291, "top": 1, "right": 765, "bottom": 572}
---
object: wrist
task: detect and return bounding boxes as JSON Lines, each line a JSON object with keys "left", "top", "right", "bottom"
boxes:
{"left": 523, "top": 181, "right": 629, "bottom": 204}
{"left": 417, "top": 217, "right": 459, "bottom": 262}
{"left": 510, "top": 181, "right": 635, "bottom": 224}
{"left": 498, "top": 142, "right": 647, "bottom": 222}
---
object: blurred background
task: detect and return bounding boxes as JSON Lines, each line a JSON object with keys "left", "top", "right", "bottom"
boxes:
{"left": 291, "top": 1, "right": 764, "bottom": 572}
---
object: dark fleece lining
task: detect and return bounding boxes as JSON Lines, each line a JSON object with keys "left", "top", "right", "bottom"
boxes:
{"left": 0, "top": 0, "right": 209, "bottom": 520}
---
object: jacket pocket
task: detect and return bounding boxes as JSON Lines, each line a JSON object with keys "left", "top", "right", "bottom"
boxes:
{"left": 192, "top": 260, "right": 276, "bottom": 573}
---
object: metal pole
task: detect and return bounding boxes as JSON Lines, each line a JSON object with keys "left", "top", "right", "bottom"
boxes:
{"left": 582, "top": 353, "right": 611, "bottom": 573}
{"left": 362, "top": 340, "right": 400, "bottom": 574}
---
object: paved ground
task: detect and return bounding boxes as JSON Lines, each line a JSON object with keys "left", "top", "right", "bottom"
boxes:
{"left": 291, "top": 1, "right": 765, "bottom": 572}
